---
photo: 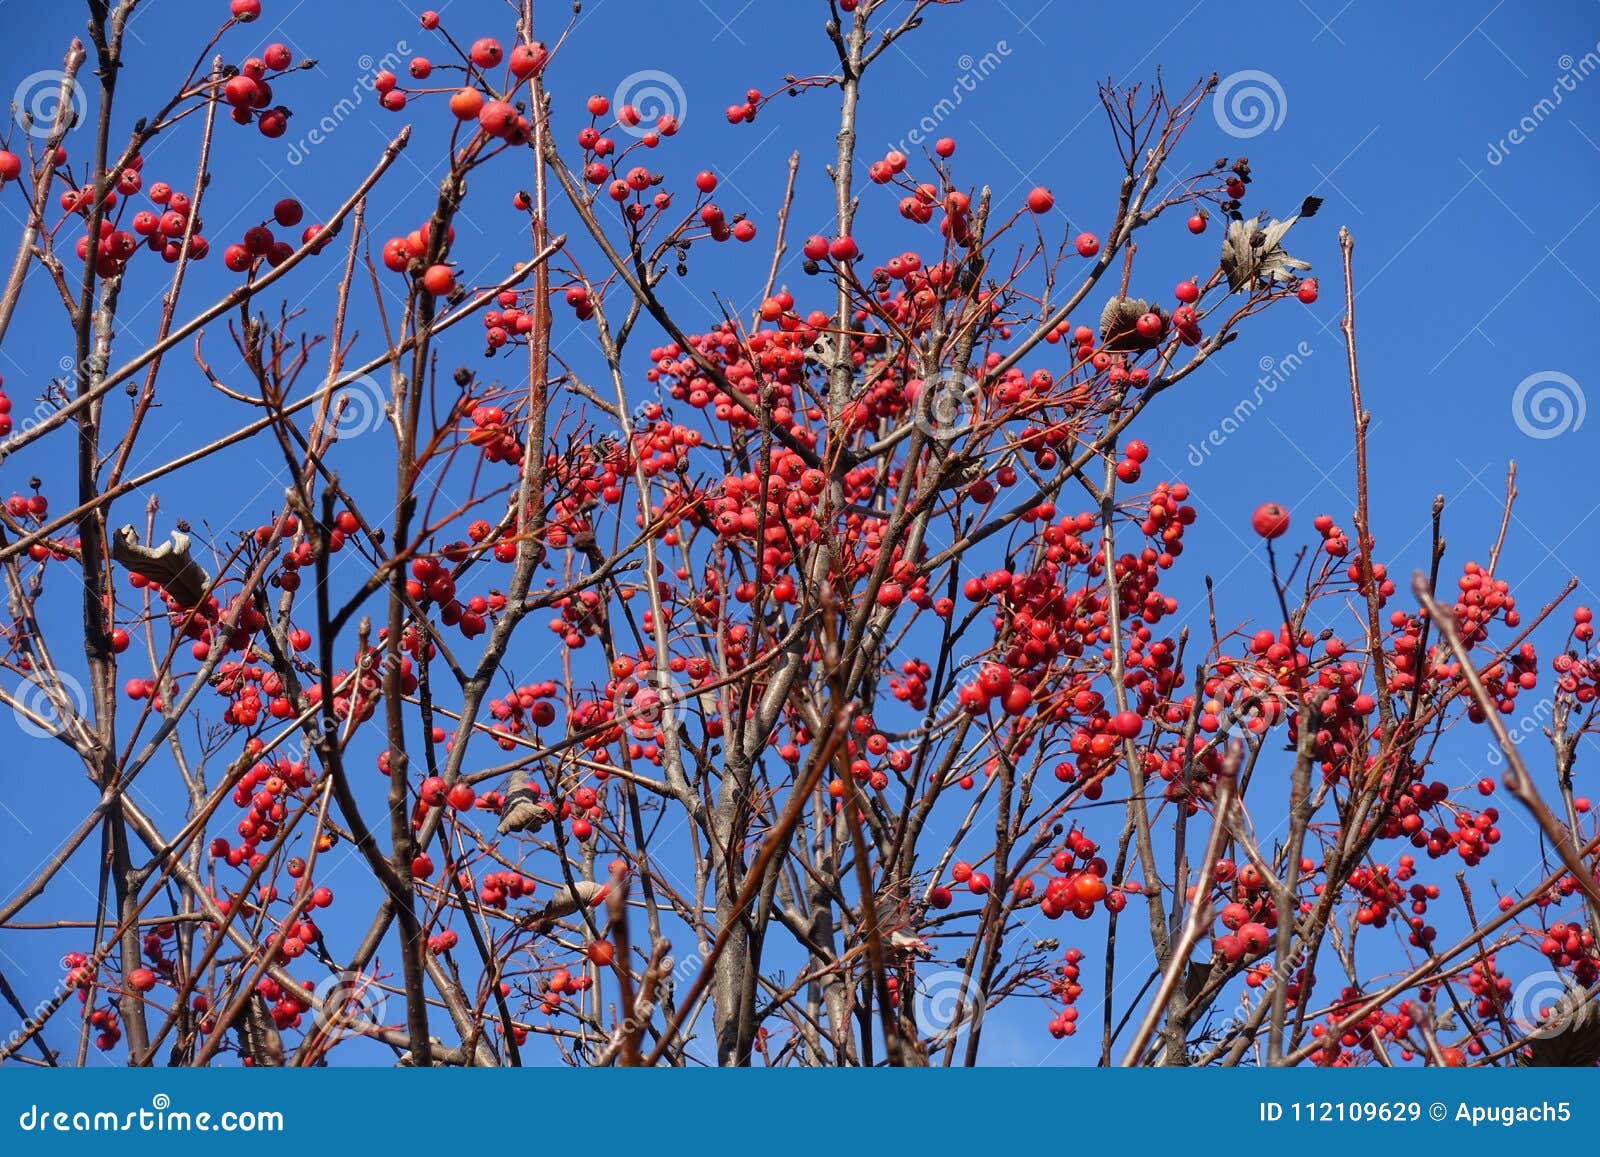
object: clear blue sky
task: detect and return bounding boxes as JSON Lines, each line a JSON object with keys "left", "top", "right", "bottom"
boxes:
{"left": 3, "top": 0, "right": 1600, "bottom": 1065}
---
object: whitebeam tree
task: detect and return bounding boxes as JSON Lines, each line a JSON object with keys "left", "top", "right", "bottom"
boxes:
{"left": 0, "top": 0, "right": 1595, "bottom": 1069}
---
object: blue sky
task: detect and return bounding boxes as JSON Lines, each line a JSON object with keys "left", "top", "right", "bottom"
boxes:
{"left": 3, "top": 0, "right": 1600, "bottom": 1066}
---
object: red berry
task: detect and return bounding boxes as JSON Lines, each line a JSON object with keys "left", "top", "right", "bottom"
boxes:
{"left": 1074, "top": 875, "right": 1107, "bottom": 903}
{"left": 509, "top": 42, "right": 547, "bottom": 78}
{"left": 223, "top": 76, "right": 259, "bottom": 108}
{"left": 469, "top": 38, "right": 503, "bottom": 69}
{"left": 1251, "top": 502, "right": 1290, "bottom": 539}
{"left": 127, "top": 968, "right": 157, "bottom": 992}
{"left": 449, "top": 88, "right": 484, "bottom": 120}
{"left": 1135, "top": 312, "right": 1164, "bottom": 339}
{"left": 1026, "top": 187, "right": 1054, "bottom": 214}
{"left": 1074, "top": 233, "right": 1099, "bottom": 258}
{"left": 1238, "top": 922, "right": 1271, "bottom": 954}
{"left": 421, "top": 264, "right": 455, "bottom": 296}
{"left": 479, "top": 101, "right": 516, "bottom": 136}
